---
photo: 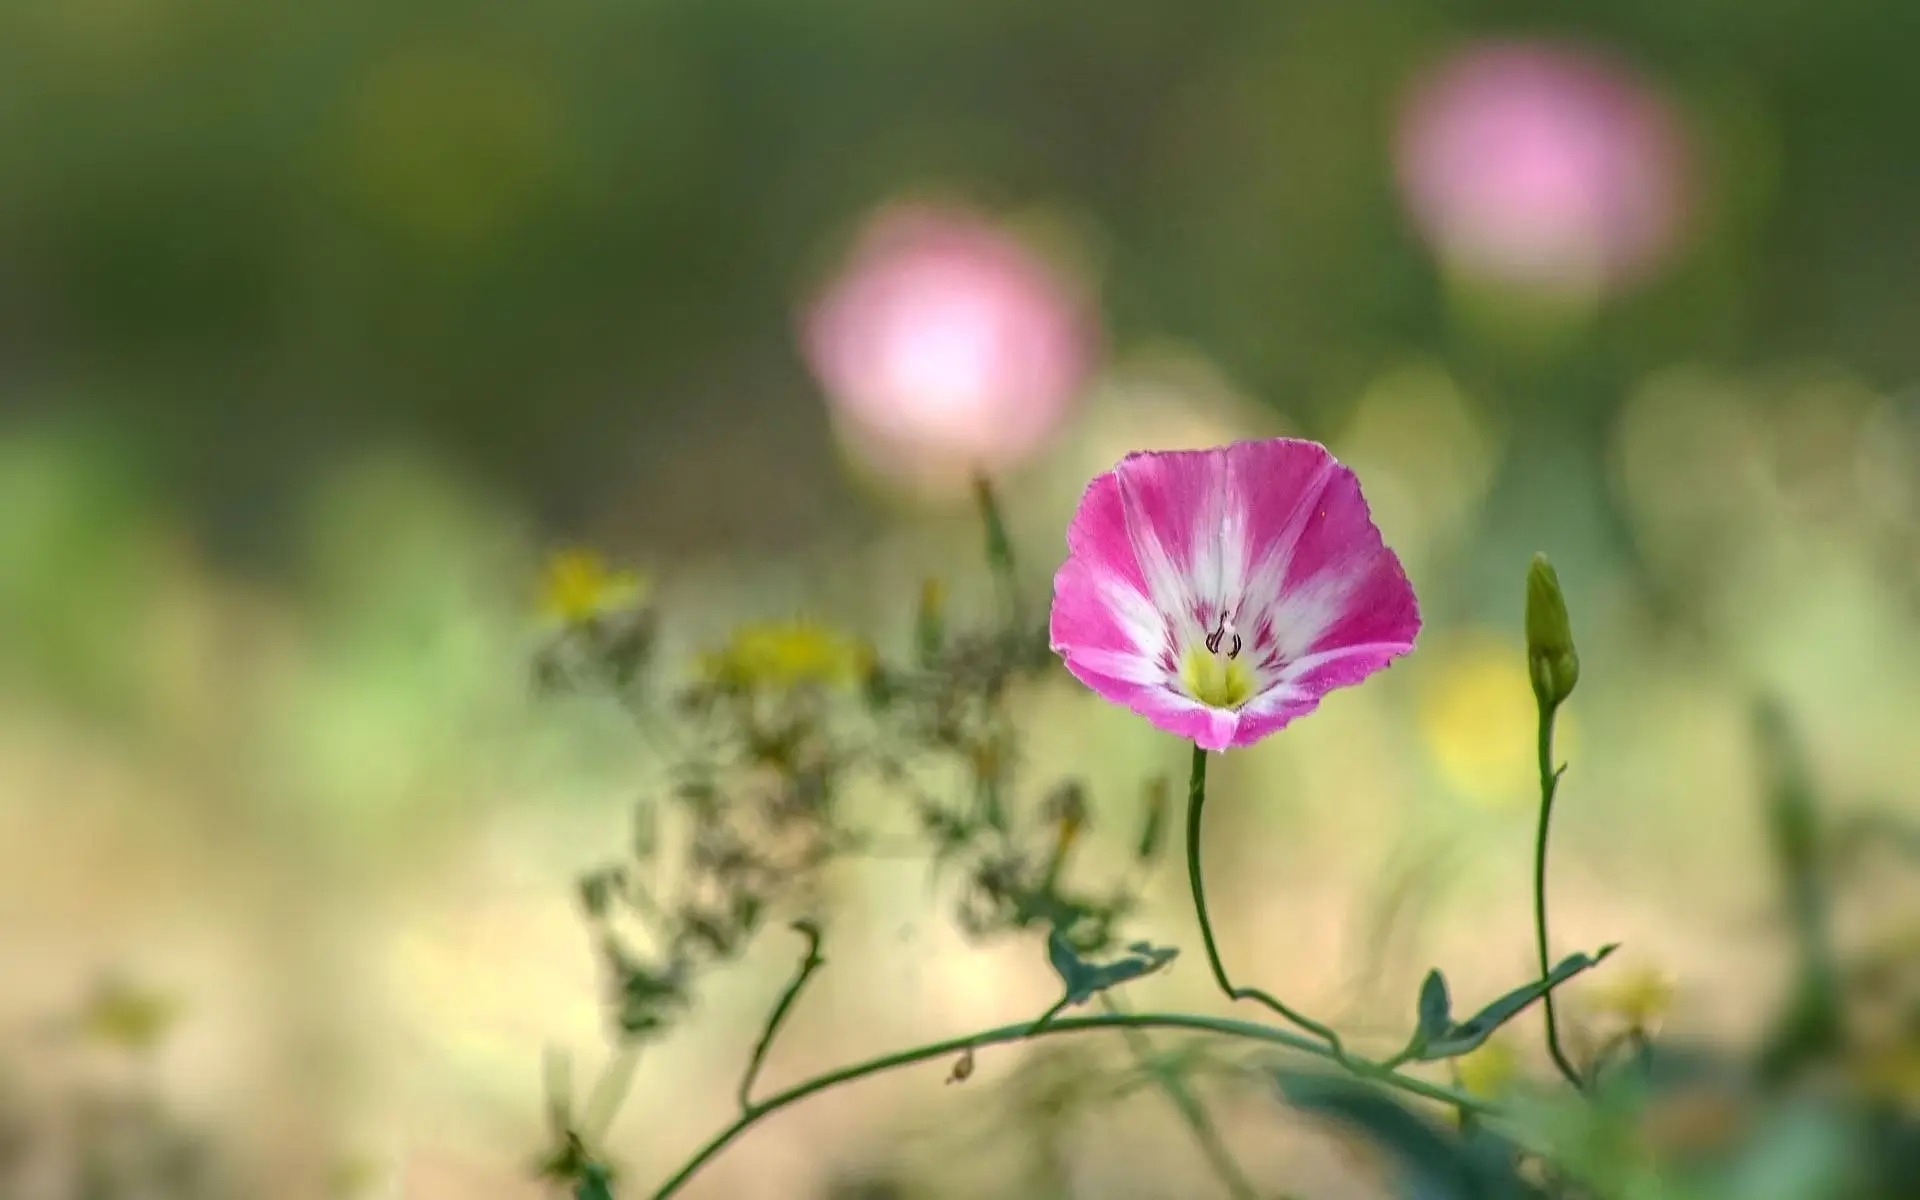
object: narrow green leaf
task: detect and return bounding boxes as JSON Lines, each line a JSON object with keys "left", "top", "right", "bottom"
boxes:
{"left": 1417, "top": 970, "right": 1453, "bottom": 1042}
{"left": 1416, "top": 947, "right": 1618, "bottom": 1062}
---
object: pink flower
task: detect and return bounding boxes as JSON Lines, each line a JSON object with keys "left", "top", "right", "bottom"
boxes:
{"left": 1394, "top": 40, "right": 1691, "bottom": 293}
{"left": 802, "top": 203, "right": 1095, "bottom": 486}
{"left": 1049, "top": 439, "right": 1419, "bottom": 751}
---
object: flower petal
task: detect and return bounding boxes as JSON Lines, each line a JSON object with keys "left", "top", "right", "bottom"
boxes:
{"left": 1051, "top": 472, "right": 1171, "bottom": 683}
{"left": 1223, "top": 439, "right": 1341, "bottom": 585}
{"left": 1062, "top": 658, "right": 1243, "bottom": 751}
{"left": 1276, "top": 464, "right": 1421, "bottom": 657}
{"left": 1112, "top": 447, "right": 1234, "bottom": 629}
{"left": 1051, "top": 436, "right": 1419, "bottom": 751}
{"left": 1225, "top": 640, "right": 1419, "bottom": 746}
{"left": 1224, "top": 686, "right": 1319, "bottom": 747}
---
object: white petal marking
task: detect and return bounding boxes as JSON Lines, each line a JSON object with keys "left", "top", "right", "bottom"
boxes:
{"left": 1243, "top": 682, "right": 1309, "bottom": 715}
{"left": 1276, "top": 641, "right": 1412, "bottom": 685}
{"left": 1209, "top": 459, "right": 1248, "bottom": 613}
{"left": 1098, "top": 576, "right": 1167, "bottom": 658}
{"left": 1116, "top": 468, "right": 1197, "bottom": 635}
{"left": 1239, "top": 457, "right": 1339, "bottom": 621}
{"left": 1265, "top": 564, "right": 1365, "bottom": 662}
{"left": 1069, "top": 646, "right": 1169, "bottom": 685}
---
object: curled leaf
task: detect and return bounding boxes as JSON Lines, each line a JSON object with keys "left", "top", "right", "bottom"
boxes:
{"left": 1045, "top": 927, "right": 1178, "bottom": 1009}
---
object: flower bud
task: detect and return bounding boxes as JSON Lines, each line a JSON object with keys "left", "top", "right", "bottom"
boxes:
{"left": 916, "top": 576, "right": 947, "bottom": 663}
{"left": 1525, "top": 553, "right": 1580, "bottom": 708}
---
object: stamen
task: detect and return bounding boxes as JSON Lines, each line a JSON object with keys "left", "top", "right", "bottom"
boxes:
{"left": 1182, "top": 609, "right": 1256, "bottom": 710}
{"left": 1203, "top": 611, "right": 1242, "bottom": 659}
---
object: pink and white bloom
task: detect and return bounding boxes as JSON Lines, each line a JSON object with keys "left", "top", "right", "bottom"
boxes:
{"left": 802, "top": 202, "right": 1096, "bottom": 488}
{"left": 1050, "top": 439, "right": 1419, "bottom": 751}
{"left": 1394, "top": 40, "right": 1692, "bottom": 294}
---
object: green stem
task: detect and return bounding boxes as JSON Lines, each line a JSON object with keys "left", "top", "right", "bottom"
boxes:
{"left": 737, "top": 921, "right": 827, "bottom": 1112}
{"left": 1027, "top": 997, "right": 1071, "bottom": 1035}
{"left": 1183, "top": 745, "right": 1348, "bottom": 1059}
{"left": 649, "top": 1009, "right": 1491, "bottom": 1199}
{"left": 1100, "top": 994, "right": 1262, "bottom": 1200}
{"left": 1533, "top": 701, "right": 1584, "bottom": 1090}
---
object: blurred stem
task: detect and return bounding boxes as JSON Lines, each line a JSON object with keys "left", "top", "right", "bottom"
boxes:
{"left": 1100, "top": 993, "right": 1263, "bottom": 1200}
{"left": 1184, "top": 744, "right": 1349, "bottom": 1059}
{"left": 1532, "top": 700, "right": 1584, "bottom": 1090}
{"left": 971, "top": 472, "right": 1020, "bottom": 623}
{"left": 1755, "top": 698, "right": 1844, "bottom": 1077}
{"left": 737, "top": 921, "right": 827, "bottom": 1112}
{"left": 648, "top": 1008, "right": 1494, "bottom": 1199}
{"left": 581, "top": 1044, "right": 641, "bottom": 1143}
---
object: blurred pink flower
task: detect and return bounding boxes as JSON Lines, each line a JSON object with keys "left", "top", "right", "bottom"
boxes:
{"left": 802, "top": 204, "right": 1096, "bottom": 485}
{"left": 1049, "top": 439, "right": 1419, "bottom": 750}
{"left": 1395, "top": 41, "right": 1692, "bottom": 293}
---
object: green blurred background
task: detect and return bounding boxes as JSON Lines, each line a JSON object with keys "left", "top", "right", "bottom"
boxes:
{"left": 2, "top": 0, "right": 1917, "bottom": 1196}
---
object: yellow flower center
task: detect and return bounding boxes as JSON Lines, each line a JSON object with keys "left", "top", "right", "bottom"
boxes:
{"left": 1180, "top": 613, "right": 1254, "bottom": 709}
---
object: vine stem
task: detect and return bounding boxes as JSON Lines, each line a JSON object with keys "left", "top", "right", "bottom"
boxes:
{"left": 1099, "top": 993, "right": 1262, "bottom": 1200}
{"left": 1533, "top": 701, "right": 1584, "bottom": 1090}
{"left": 737, "top": 921, "right": 827, "bottom": 1112}
{"left": 1183, "top": 745, "right": 1349, "bottom": 1060}
{"left": 648, "top": 1009, "right": 1492, "bottom": 1199}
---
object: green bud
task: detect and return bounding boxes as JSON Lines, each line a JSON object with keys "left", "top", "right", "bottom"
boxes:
{"left": 972, "top": 473, "right": 1016, "bottom": 581}
{"left": 915, "top": 577, "right": 947, "bottom": 664}
{"left": 1526, "top": 553, "right": 1580, "bottom": 708}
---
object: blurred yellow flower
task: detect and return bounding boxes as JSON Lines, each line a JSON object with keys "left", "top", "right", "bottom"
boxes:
{"left": 1453, "top": 1039, "right": 1518, "bottom": 1100}
{"left": 699, "top": 620, "right": 874, "bottom": 690}
{"left": 540, "top": 550, "right": 646, "bottom": 625}
{"left": 1588, "top": 964, "right": 1675, "bottom": 1031}
{"left": 75, "top": 976, "right": 180, "bottom": 1054}
{"left": 1416, "top": 630, "right": 1577, "bottom": 808}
